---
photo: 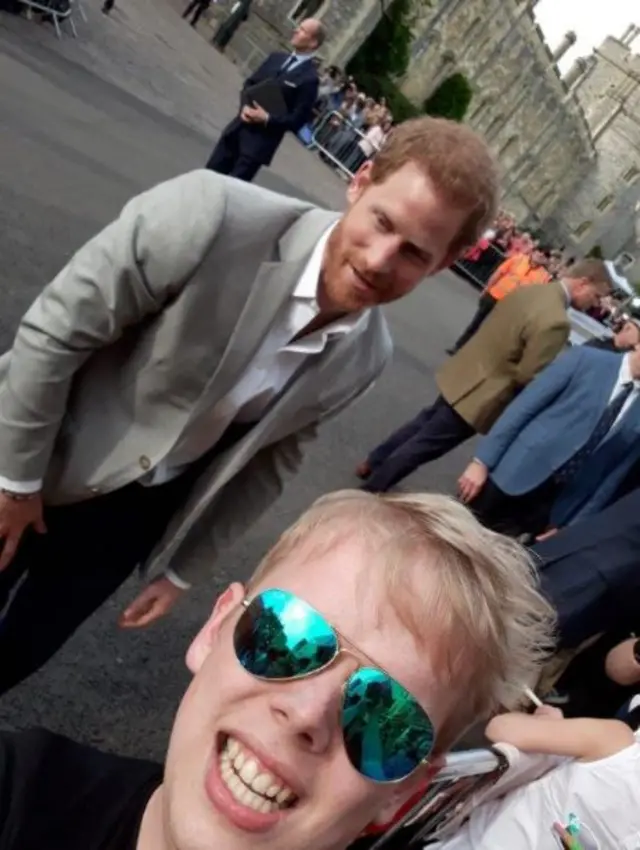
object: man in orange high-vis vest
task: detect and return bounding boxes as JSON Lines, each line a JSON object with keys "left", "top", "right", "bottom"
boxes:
{"left": 449, "top": 245, "right": 551, "bottom": 353}
{"left": 486, "top": 249, "right": 552, "bottom": 300}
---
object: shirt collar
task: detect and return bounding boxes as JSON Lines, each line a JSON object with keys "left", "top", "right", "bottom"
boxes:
{"left": 558, "top": 279, "right": 571, "bottom": 308}
{"left": 293, "top": 223, "right": 334, "bottom": 303}
{"left": 619, "top": 353, "right": 640, "bottom": 389}
{"left": 288, "top": 52, "right": 314, "bottom": 65}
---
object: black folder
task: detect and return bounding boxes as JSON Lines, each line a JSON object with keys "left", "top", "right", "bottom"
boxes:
{"left": 242, "top": 79, "right": 288, "bottom": 118}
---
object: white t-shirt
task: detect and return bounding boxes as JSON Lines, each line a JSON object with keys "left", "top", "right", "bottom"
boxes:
{"left": 433, "top": 734, "right": 640, "bottom": 850}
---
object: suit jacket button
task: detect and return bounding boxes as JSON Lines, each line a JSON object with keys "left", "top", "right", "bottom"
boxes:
{"left": 139, "top": 455, "right": 152, "bottom": 471}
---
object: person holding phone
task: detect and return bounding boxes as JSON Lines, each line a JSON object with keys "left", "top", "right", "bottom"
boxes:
{"left": 0, "top": 491, "right": 552, "bottom": 850}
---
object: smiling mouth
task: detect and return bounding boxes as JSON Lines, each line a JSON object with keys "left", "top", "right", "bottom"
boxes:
{"left": 351, "top": 266, "right": 375, "bottom": 289}
{"left": 217, "top": 735, "right": 298, "bottom": 815}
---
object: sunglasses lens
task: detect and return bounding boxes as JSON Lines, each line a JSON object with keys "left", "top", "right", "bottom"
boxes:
{"left": 234, "top": 588, "right": 338, "bottom": 679}
{"left": 342, "top": 667, "right": 435, "bottom": 782}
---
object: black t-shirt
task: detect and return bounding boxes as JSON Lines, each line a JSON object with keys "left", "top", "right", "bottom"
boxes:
{"left": 0, "top": 728, "right": 162, "bottom": 849}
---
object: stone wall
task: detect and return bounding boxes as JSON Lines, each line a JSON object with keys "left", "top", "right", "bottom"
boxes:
{"left": 398, "top": 0, "right": 594, "bottom": 225}
{"left": 545, "top": 36, "right": 640, "bottom": 262}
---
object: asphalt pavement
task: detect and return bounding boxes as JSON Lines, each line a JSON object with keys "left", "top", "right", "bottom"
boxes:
{"left": 0, "top": 1, "right": 479, "bottom": 758}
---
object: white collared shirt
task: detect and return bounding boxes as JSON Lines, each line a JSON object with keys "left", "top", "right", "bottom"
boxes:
{"left": 559, "top": 278, "right": 572, "bottom": 308}
{"left": 282, "top": 52, "right": 313, "bottom": 72}
{"left": 608, "top": 352, "right": 640, "bottom": 426}
{"left": 148, "top": 224, "right": 364, "bottom": 487}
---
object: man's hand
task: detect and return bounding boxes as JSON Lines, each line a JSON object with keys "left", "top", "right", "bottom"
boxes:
{"left": 458, "top": 459, "right": 488, "bottom": 504}
{"left": 241, "top": 102, "right": 269, "bottom": 124}
{"left": 0, "top": 492, "right": 46, "bottom": 571}
{"left": 119, "top": 576, "right": 184, "bottom": 628}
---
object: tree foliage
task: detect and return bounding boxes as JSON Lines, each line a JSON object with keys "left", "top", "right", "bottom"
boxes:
{"left": 347, "top": 0, "right": 419, "bottom": 121}
{"left": 348, "top": 0, "right": 417, "bottom": 81}
{"left": 423, "top": 73, "right": 473, "bottom": 122}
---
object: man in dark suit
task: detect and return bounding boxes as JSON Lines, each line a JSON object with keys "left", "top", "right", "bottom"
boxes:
{"left": 531, "top": 488, "right": 640, "bottom": 720}
{"left": 206, "top": 18, "right": 323, "bottom": 181}
{"left": 459, "top": 344, "right": 640, "bottom": 538}
{"left": 533, "top": 487, "right": 640, "bottom": 651}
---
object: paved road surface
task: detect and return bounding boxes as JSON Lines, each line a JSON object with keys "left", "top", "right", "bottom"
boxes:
{"left": 0, "top": 4, "right": 479, "bottom": 758}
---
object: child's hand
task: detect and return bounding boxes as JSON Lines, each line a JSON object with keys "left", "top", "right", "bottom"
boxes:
{"left": 535, "top": 705, "right": 564, "bottom": 720}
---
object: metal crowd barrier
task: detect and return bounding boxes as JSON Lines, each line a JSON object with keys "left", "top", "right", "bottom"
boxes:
{"left": 355, "top": 747, "right": 509, "bottom": 849}
{"left": 307, "top": 110, "right": 381, "bottom": 179}
{"left": 452, "top": 244, "right": 506, "bottom": 290}
{"left": 17, "top": 0, "right": 82, "bottom": 37}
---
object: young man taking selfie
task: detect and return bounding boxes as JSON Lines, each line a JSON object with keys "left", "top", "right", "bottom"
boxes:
{"left": 0, "top": 491, "right": 553, "bottom": 849}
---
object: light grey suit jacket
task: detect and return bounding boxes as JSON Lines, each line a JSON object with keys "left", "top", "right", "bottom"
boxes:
{"left": 0, "top": 171, "right": 392, "bottom": 583}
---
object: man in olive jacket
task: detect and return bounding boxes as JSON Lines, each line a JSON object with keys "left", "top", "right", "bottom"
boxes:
{"left": 359, "top": 260, "right": 612, "bottom": 492}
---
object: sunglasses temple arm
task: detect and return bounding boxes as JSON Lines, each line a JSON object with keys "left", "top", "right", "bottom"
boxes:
{"left": 366, "top": 748, "right": 507, "bottom": 850}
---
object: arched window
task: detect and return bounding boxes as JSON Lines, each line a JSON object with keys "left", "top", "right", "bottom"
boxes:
{"left": 465, "top": 16, "right": 482, "bottom": 40}
{"left": 485, "top": 114, "right": 505, "bottom": 136}
{"left": 288, "top": 0, "right": 326, "bottom": 24}
{"left": 469, "top": 95, "right": 492, "bottom": 121}
{"left": 573, "top": 221, "right": 592, "bottom": 238}
{"left": 499, "top": 135, "right": 519, "bottom": 157}
{"left": 596, "top": 193, "right": 615, "bottom": 212}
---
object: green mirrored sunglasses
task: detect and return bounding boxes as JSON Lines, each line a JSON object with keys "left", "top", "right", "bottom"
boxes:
{"left": 233, "top": 588, "right": 435, "bottom": 783}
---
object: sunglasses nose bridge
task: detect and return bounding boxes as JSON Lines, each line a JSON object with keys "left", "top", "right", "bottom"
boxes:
{"left": 335, "top": 645, "right": 359, "bottom": 665}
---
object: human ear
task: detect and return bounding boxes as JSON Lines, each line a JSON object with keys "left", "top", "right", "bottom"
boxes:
{"left": 186, "top": 582, "right": 245, "bottom": 673}
{"left": 346, "top": 160, "right": 374, "bottom": 206}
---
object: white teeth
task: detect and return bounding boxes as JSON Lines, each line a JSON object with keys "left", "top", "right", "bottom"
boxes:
{"left": 276, "top": 788, "right": 294, "bottom": 804}
{"left": 252, "top": 773, "right": 274, "bottom": 794}
{"left": 238, "top": 758, "right": 259, "bottom": 784}
{"left": 220, "top": 737, "right": 297, "bottom": 813}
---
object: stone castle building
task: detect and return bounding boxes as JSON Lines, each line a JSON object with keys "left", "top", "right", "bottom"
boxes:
{"left": 208, "top": 0, "right": 639, "bottom": 266}
{"left": 543, "top": 27, "right": 640, "bottom": 267}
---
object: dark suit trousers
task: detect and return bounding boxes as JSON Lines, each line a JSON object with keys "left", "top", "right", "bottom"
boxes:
{"left": 206, "top": 126, "right": 263, "bottom": 182}
{"left": 0, "top": 473, "right": 197, "bottom": 696}
{"left": 182, "top": 0, "right": 210, "bottom": 25}
{"left": 0, "top": 423, "right": 253, "bottom": 696}
{"left": 452, "top": 293, "right": 496, "bottom": 352}
{"left": 363, "top": 396, "right": 475, "bottom": 493}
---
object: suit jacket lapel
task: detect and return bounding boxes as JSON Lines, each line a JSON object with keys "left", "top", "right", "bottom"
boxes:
{"left": 203, "top": 207, "right": 341, "bottom": 402}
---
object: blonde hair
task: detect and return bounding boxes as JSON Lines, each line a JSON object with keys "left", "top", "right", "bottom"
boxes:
{"left": 370, "top": 117, "right": 500, "bottom": 257}
{"left": 250, "top": 490, "right": 555, "bottom": 751}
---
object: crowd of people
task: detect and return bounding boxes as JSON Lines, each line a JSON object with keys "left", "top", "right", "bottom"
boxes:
{"left": 1, "top": 9, "right": 640, "bottom": 848}
{"left": 297, "top": 65, "right": 396, "bottom": 176}
{"left": 459, "top": 211, "right": 571, "bottom": 286}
